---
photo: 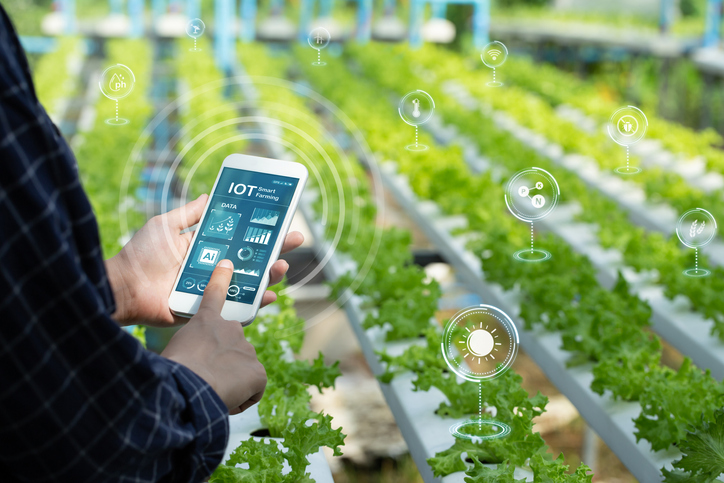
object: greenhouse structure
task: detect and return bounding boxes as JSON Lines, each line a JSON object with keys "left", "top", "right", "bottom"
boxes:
{"left": 3, "top": 0, "right": 724, "bottom": 482}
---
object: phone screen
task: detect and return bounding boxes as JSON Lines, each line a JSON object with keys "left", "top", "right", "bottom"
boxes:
{"left": 175, "top": 167, "right": 299, "bottom": 304}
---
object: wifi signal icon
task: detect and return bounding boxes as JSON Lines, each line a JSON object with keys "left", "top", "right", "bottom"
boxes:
{"left": 488, "top": 49, "right": 502, "bottom": 61}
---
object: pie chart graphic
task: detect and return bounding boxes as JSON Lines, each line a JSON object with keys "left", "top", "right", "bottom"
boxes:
{"left": 237, "top": 246, "right": 254, "bottom": 262}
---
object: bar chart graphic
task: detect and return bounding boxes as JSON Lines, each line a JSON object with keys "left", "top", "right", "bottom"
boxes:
{"left": 250, "top": 208, "right": 280, "bottom": 226}
{"left": 243, "top": 226, "right": 273, "bottom": 245}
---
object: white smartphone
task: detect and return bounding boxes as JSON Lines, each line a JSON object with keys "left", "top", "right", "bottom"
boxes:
{"left": 169, "top": 153, "right": 308, "bottom": 325}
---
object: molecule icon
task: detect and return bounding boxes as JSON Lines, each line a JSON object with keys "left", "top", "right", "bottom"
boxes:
{"left": 517, "top": 181, "right": 546, "bottom": 208}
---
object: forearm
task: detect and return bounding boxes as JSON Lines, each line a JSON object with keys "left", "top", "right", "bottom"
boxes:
{"left": 105, "top": 254, "right": 136, "bottom": 326}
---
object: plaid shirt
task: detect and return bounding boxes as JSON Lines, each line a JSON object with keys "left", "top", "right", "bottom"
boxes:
{"left": 0, "top": 8, "right": 229, "bottom": 482}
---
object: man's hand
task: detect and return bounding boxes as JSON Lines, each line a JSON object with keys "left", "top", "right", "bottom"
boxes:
{"left": 162, "top": 260, "right": 267, "bottom": 415}
{"left": 106, "top": 194, "right": 304, "bottom": 327}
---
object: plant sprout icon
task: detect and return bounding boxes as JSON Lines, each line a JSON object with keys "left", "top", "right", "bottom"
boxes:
{"left": 210, "top": 215, "right": 235, "bottom": 235}
{"left": 517, "top": 181, "right": 545, "bottom": 208}
{"left": 412, "top": 98, "right": 421, "bottom": 118}
{"left": 690, "top": 220, "right": 706, "bottom": 238}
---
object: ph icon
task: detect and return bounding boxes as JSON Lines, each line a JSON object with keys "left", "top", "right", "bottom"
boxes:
{"left": 99, "top": 64, "right": 135, "bottom": 126}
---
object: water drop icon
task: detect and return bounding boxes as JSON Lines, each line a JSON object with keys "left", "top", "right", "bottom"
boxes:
{"left": 109, "top": 73, "right": 123, "bottom": 92}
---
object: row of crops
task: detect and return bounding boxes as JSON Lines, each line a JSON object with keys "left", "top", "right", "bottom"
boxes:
{"left": 33, "top": 33, "right": 724, "bottom": 482}
{"left": 292, "top": 45, "right": 724, "bottom": 482}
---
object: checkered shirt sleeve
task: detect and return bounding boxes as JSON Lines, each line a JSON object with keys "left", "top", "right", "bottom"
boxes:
{"left": 0, "top": 7, "right": 229, "bottom": 482}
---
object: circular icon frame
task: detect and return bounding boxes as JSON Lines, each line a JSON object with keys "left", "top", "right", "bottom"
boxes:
{"left": 99, "top": 64, "right": 135, "bottom": 101}
{"left": 505, "top": 167, "right": 560, "bottom": 223}
{"left": 608, "top": 106, "right": 648, "bottom": 147}
{"left": 186, "top": 18, "right": 206, "bottom": 38}
{"left": 398, "top": 90, "right": 435, "bottom": 127}
{"left": 308, "top": 27, "right": 331, "bottom": 66}
{"left": 481, "top": 40, "right": 508, "bottom": 69}
{"left": 308, "top": 27, "right": 331, "bottom": 50}
{"left": 676, "top": 208, "right": 718, "bottom": 249}
{"left": 441, "top": 305, "right": 519, "bottom": 382}
{"left": 675, "top": 208, "right": 717, "bottom": 277}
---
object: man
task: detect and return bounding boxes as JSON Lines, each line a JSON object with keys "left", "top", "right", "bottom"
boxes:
{"left": 0, "top": 6, "right": 303, "bottom": 482}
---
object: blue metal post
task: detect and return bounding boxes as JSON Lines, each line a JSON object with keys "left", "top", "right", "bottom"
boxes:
{"left": 431, "top": 2, "right": 446, "bottom": 18}
{"left": 240, "top": 0, "right": 257, "bottom": 42}
{"left": 61, "top": 0, "right": 76, "bottom": 34}
{"left": 659, "top": 0, "right": 675, "bottom": 34}
{"left": 357, "top": 0, "right": 372, "bottom": 42}
{"left": 472, "top": 0, "right": 490, "bottom": 48}
{"left": 152, "top": 0, "right": 166, "bottom": 23}
{"left": 215, "top": 0, "right": 235, "bottom": 72}
{"left": 298, "top": 0, "right": 314, "bottom": 42}
{"left": 270, "top": 0, "right": 284, "bottom": 15}
{"left": 129, "top": 0, "right": 144, "bottom": 37}
{"left": 109, "top": 0, "right": 123, "bottom": 14}
{"left": 186, "top": 0, "right": 201, "bottom": 19}
{"left": 320, "top": 0, "right": 333, "bottom": 17}
{"left": 383, "top": 0, "right": 395, "bottom": 15}
{"left": 704, "top": 0, "right": 723, "bottom": 47}
{"left": 409, "top": 0, "right": 424, "bottom": 48}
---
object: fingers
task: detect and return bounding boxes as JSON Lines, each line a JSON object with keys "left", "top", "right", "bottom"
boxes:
{"left": 259, "top": 290, "right": 277, "bottom": 308}
{"left": 167, "top": 194, "right": 209, "bottom": 231}
{"left": 280, "top": 231, "right": 304, "bottom": 254}
{"left": 197, "top": 259, "right": 234, "bottom": 314}
{"left": 268, "top": 259, "right": 289, "bottom": 287}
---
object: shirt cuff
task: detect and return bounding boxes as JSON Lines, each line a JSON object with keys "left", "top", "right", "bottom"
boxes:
{"left": 154, "top": 354, "right": 230, "bottom": 481}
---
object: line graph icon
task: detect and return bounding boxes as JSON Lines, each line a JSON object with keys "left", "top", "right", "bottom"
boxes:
{"left": 250, "top": 208, "right": 280, "bottom": 226}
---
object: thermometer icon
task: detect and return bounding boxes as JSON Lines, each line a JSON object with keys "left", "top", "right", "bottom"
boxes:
{"left": 412, "top": 98, "right": 421, "bottom": 118}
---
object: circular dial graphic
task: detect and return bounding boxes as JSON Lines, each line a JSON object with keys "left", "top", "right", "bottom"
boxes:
{"left": 676, "top": 208, "right": 718, "bottom": 249}
{"left": 237, "top": 246, "right": 255, "bottom": 261}
{"left": 481, "top": 40, "right": 508, "bottom": 68}
{"left": 398, "top": 90, "right": 435, "bottom": 126}
{"left": 608, "top": 106, "right": 648, "bottom": 146}
{"left": 505, "top": 167, "right": 560, "bottom": 222}
{"left": 442, "top": 305, "right": 519, "bottom": 381}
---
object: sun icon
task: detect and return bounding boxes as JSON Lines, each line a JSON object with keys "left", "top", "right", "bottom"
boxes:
{"left": 442, "top": 305, "right": 519, "bottom": 381}
{"left": 459, "top": 323, "right": 502, "bottom": 364}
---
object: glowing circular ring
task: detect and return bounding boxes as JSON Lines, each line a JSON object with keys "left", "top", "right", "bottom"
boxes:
{"left": 450, "top": 419, "right": 511, "bottom": 442}
{"left": 442, "top": 305, "right": 519, "bottom": 382}
{"left": 676, "top": 208, "right": 718, "bottom": 249}
{"left": 504, "top": 167, "right": 560, "bottom": 222}
{"left": 608, "top": 106, "right": 648, "bottom": 146}
{"left": 186, "top": 18, "right": 206, "bottom": 38}
{"left": 398, "top": 90, "right": 435, "bottom": 126}
{"left": 481, "top": 41, "right": 508, "bottom": 69}
{"left": 99, "top": 63, "right": 135, "bottom": 100}
{"left": 308, "top": 27, "right": 331, "bottom": 50}
{"left": 614, "top": 166, "right": 642, "bottom": 175}
{"left": 683, "top": 268, "right": 711, "bottom": 278}
{"left": 513, "top": 248, "right": 552, "bottom": 262}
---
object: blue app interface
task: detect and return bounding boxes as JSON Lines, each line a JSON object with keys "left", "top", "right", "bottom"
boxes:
{"left": 176, "top": 167, "right": 299, "bottom": 304}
